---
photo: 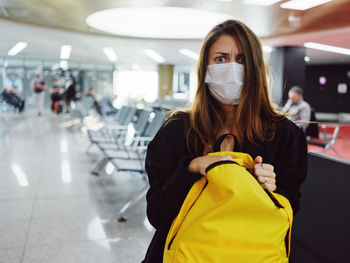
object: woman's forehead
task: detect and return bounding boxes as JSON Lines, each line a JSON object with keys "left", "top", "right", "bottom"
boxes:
{"left": 209, "top": 34, "right": 242, "bottom": 54}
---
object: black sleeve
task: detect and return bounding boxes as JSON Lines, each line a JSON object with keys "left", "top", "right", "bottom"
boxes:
{"left": 274, "top": 120, "right": 308, "bottom": 214}
{"left": 145, "top": 118, "right": 202, "bottom": 230}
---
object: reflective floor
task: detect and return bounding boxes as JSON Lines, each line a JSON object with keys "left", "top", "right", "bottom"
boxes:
{"left": 0, "top": 111, "right": 153, "bottom": 263}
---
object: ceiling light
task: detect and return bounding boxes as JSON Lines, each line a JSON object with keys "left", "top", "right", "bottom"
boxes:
{"left": 179, "top": 49, "right": 199, "bottom": 60}
{"left": 103, "top": 47, "right": 118, "bottom": 62}
{"left": 86, "top": 7, "right": 235, "bottom": 39}
{"left": 281, "top": 0, "right": 334, "bottom": 10}
{"left": 304, "top": 42, "right": 350, "bottom": 56}
{"left": 8, "top": 42, "right": 27, "bottom": 56}
{"left": 143, "top": 49, "right": 165, "bottom": 63}
{"left": 60, "top": 45, "right": 72, "bottom": 59}
{"left": 244, "top": 0, "right": 282, "bottom": 6}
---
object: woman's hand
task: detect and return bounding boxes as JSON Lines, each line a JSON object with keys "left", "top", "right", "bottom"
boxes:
{"left": 188, "top": 155, "right": 234, "bottom": 176}
{"left": 253, "top": 156, "right": 276, "bottom": 191}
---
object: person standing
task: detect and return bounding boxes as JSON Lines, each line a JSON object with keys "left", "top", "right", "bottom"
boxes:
{"left": 281, "top": 86, "right": 311, "bottom": 132}
{"left": 65, "top": 78, "right": 76, "bottom": 113}
{"left": 31, "top": 74, "right": 46, "bottom": 116}
{"left": 50, "top": 79, "right": 64, "bottom": 113}
{"left": 142, "top": 20, "right": 307, "bottom": 262}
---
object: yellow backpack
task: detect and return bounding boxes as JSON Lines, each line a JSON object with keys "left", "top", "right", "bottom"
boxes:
{"left": 164, "top": 151, "right": 293, "bottom": 263}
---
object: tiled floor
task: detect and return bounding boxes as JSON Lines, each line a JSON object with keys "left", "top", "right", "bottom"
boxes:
{"left": 0, "top": 111, "right": 153, "bottom": 263}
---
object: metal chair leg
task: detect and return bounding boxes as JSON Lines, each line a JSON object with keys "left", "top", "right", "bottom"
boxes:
{"left": 91, "top": 157, "right": 109, "bottom": 176}
{"left": 86, "top": 143, "right": 94, "bottom": 154}
{"left": 118, "top": 186, "right": 149, "bottom": 222}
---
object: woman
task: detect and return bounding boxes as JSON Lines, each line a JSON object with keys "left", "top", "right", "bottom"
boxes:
{"left": 65, "top": 78, "right": 76, "bottom": 113}
{"left": 142, "top": 19, "right": 307, "bottom": 262}
{"left": 50, "top": 79, "right": 63, "bottom": 113}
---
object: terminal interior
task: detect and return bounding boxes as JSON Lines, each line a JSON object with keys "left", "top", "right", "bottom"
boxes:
{"left": 0, "top": 1, "right": 349, "bottom": 262}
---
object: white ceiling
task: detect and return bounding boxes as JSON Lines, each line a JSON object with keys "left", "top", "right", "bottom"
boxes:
{"left": 0, "top": 18, "right": 202, "bottom": 66}
{"left": 0, "top": 1, "right": 349, "bottom": 66}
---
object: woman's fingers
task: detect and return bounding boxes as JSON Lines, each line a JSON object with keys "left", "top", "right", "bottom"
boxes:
{"left": 257, "top": 175, "right": 276, "bottom": 184}
{"left": 254, "top": 163, "right": 274, "bottom": 172}
{"left": 254, "top": 155, "right": 263, "bottom": 165}
{"left": 260, "top": 182, "right": 277, "bottom": 191}
{"left": 253, "top": 158, "right": 276, "bottom": 191}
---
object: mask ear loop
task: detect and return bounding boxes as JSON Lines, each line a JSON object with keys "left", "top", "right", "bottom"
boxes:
{"left": 213, "top": 133, "right": 240, "bottom": 152}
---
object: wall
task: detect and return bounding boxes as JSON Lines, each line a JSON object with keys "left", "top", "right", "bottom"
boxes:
{"left": 305, "top": 64, "right": 350, "bottom": 113}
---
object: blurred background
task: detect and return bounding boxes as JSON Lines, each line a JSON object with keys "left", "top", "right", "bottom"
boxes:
{"left": 0, "top": 1, "right": 349, "bottom": 263}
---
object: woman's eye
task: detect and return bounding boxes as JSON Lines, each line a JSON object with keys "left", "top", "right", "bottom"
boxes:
{"left": 215, "top": 56, "right": 227, "bottom": 63}
{"left": 236, "top": 54, "right": 245, "bottom": 64}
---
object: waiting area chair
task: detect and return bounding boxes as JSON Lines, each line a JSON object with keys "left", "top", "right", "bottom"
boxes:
{"left": 86, "top": 106, "right": 138, "bottom": 154}
{"left": 88, "top": 106, "right": 166, "bottom": 221}
{"left": 307, "top": 125, "right": 340, "bottom": 158}
{"left": 290, "top": 151, "right": 350, "bottom": 263}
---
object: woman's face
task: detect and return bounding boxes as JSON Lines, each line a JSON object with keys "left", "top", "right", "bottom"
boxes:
{"left": 208, "top": 34, "right": 244, "bottom": 66}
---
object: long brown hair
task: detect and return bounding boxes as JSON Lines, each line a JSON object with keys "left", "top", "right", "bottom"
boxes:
{"left": 175, "top": 19, "right": 285, "bottom": 154}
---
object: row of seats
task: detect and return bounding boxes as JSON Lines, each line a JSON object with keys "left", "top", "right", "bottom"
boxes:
{"left": 85, "top": 105, "right": 167, "bottom": 221}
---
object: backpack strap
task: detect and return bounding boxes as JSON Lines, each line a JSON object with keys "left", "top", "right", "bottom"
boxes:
{"left": 213, "top": 133, "right": 240, "bottom": 152}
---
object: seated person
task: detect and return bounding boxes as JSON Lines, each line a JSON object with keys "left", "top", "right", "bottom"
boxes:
{"left": 2, "top": 88, "right": 25, "bottom": 112}
{"left": 86, "top": 87, "right": 96, "bottom": 100}
{"left": 281, "top": 86, "right": 311, "bottom": 132}
{"left": 1, "top": 88, "right": 10, "bottom": 101}
{"left": 86, "top": 88, "right": 102, "bottom": 115}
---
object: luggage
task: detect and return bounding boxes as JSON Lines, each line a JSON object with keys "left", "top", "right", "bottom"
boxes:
{"left": 164, "top": 151, "right": 293, "bottom": 263}
{"left": 57, "top": 103, "right": 63, "bottom": 113}
{"left": 53, "top": 101, "right": 63, "bottom": 114}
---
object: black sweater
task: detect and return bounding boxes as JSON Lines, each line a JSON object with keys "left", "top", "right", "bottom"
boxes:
{"left": 142, "top": 114, "right": 308, "bottom": 263}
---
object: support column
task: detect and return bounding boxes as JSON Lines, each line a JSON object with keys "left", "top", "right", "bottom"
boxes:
{"left": 268, "top": 46, "right": 306, "bottom": 105}
{"left": 158, "top": 65, "right": 174, "bottom": 99}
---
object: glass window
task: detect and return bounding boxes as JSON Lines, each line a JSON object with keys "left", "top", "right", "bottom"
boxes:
{"left": 114, "top": 70, "right": 158, "bottom": 103}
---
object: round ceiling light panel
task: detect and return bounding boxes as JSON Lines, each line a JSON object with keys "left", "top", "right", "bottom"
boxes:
{"left": 86, "top": 7, "right": 235, "bottom": 39}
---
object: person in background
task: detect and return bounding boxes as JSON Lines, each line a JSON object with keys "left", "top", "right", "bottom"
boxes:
{"left": 86, "top": 87, "right": 102, "bottom": 115}
{"left": 142, "top": 19, "right": 307, "bottom": 262}
{"left": 1, "top": 88, "right": 25, "bottom": 112}
{"left": 64, "top": 78, "right": 76, "bottom": 113}
{"left": 86, "top": 87, "right": 96, "bottom": 100}
{"left": 50, "top": 79, "right": 64, "bottom": 113}
{"left": 281, "top": 86, "right": 311, "bottom": 132}
{"left": 76, "top": 90, "right": 84, "bottom": 101}
{"left": 31, "top": 74, "right": 46, "bottom": 116}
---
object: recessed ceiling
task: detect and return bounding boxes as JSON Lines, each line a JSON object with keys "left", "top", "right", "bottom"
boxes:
{"left": 86, "top": 7, "right": 235, "bottom": 39}
{"left": 0, "top": 0, "right": 349, "bottom": 65}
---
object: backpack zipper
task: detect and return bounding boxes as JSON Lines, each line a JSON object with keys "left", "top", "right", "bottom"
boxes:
{"left": 264, "top": 190, "right": 284, "bottom": 209}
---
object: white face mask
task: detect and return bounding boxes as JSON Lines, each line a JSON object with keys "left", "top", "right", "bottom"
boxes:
{"left": 204, "top": 62, "right": 244, "bottom": 105}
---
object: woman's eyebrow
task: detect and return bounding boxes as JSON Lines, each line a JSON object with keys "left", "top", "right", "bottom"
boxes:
{"left": 212, "top": 51, "right": 231, "bottom": 55}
